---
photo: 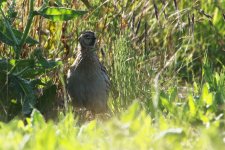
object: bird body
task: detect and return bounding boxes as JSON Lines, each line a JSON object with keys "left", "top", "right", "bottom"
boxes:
{"left": 67, "top": 31, "right": 109, "bottom": 113}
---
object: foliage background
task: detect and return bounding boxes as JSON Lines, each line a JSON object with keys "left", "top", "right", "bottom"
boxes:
{"left": 0, "top": 0, "right": 225, "bottom": 149}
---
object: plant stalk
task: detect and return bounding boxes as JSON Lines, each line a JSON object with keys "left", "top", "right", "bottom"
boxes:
{"left": 18, "top": 0, "right": 35, "bottom": 58}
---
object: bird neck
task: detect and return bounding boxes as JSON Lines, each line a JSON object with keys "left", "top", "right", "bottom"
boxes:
{"left": 78, "top": 48, "right": 97, "bottom": 58}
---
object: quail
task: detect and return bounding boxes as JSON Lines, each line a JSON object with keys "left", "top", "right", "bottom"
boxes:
{"left": 67, "top": 31, "right": 110, "bottom": 114}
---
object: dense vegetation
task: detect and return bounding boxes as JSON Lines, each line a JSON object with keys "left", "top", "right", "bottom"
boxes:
{"left": 0, "top": 0, "right": 225, "bottom": 149}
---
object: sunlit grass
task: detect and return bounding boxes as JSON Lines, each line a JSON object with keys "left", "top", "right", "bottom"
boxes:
{"left": 0, "top": 98, "right": 225, "bottom": 150}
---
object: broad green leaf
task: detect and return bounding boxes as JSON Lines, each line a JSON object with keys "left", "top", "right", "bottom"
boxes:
{"left": 22, "top": 94, "right": 36, "bottom": 115}
{"left": 160, "top": 96, "right": 170, "bottom": 109}
{"left": 9, "top": 59, "right": 35, "bottom": 77}
{"left": 160, "top": 92, "right": 173, "bottom": 112}
{"left": 0, "top": 59, "right": 12, "bottom": 71}
{"left": 31, "top": 48, "right": 63, "bottom": 68}
{"left": 0, "top": 23, "right": 39, "bottom": 46}
{"left": 9, "top": 59, "right": 16, "bottom": 66}
{"left": 37, "top": 57, "right": 62, "bottom": 68}
{"left": 4, "top": 56, "right": 61, "bottom": 79}
{"left": 9, "top": 74, "right": 36, "bottom": 115}
{"left": 199, "top": 111, "right": 210, "bottom": 124}
{"left": 201, "top": 83, "right": 213, "bottom": 107}
{"left": 31, "top": 109, "right": 45, "bottom": 126}
{"left": 36, "top": 7, "right": 87, "bottom": 21}
{"left": 188, "top": 94, "right": 197, "bottom": 117}
{"left": 0, "top": 58, "right": 60, "bottom": 121}
{"left": 12, "top": 28, "right": 39, "bottom": 45}
{"left": 0, "top": 31, "right": 15, "bottom": 45}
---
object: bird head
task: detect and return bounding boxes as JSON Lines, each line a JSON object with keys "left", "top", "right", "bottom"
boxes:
{"left": 78, "top": 31, "right": 97, "bottom": 50}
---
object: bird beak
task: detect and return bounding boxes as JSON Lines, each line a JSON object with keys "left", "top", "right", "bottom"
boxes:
{"left": 78, "top": 34, "right": 82, "bottom": 41}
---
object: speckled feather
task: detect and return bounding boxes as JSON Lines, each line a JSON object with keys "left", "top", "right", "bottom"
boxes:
{"left": 67, "top": 31, "right": 110, "bottom": 113}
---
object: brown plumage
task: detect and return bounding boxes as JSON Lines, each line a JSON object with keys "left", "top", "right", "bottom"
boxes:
{"left": 67, "top": 31, "right": 110, "bottom": 114}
